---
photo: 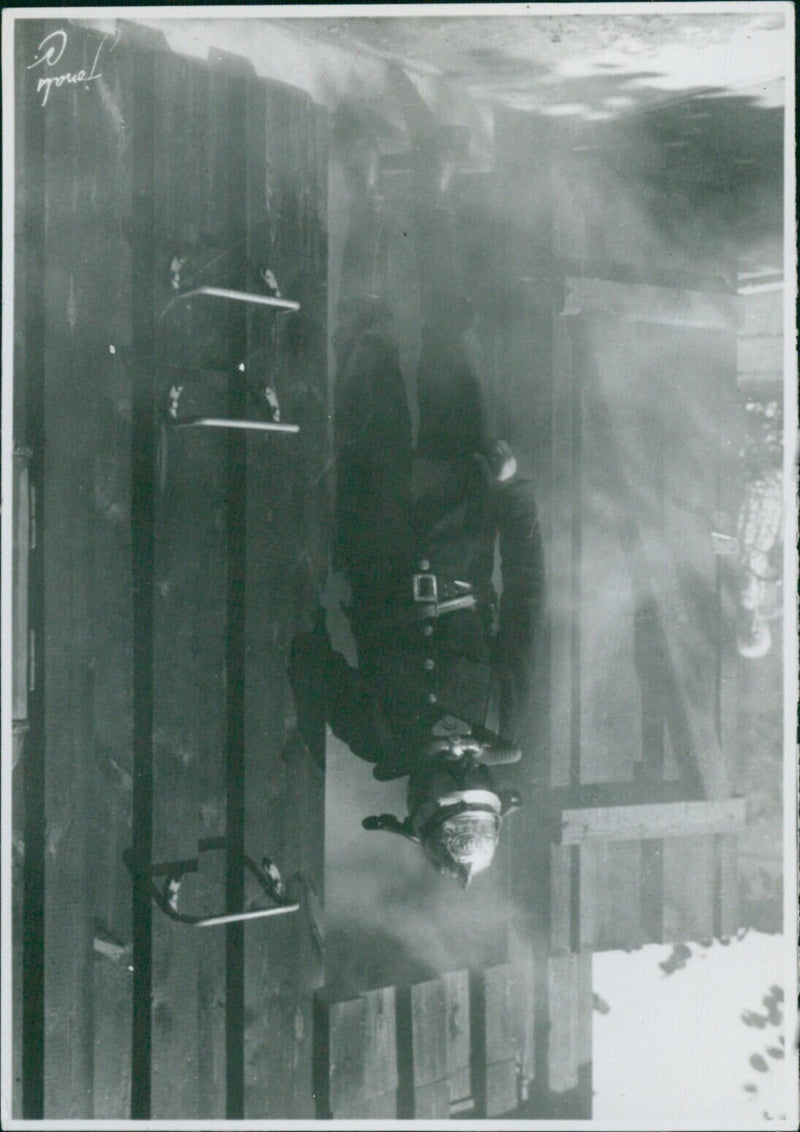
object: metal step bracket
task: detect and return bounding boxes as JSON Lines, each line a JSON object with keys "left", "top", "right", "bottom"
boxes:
{"left": 165, "top": 284, "right": 300, "bottom": 316}
{"left": 123, "top": 839, "right": 300, "bottom": 927}
{"left": 164, "top": 378, "right": 300, "bottom": 434}
{"left": 172, "top": 417, "right": 299, "bottom": 433}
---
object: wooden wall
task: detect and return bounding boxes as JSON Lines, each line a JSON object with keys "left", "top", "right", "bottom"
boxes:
{"left": 319, "top": 962, "right": 543, "bottom": 1119}
{"left": 13, "top": 18, "right": 328, "bottom": 1119}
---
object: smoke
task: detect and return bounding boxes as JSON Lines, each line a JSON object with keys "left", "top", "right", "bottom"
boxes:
{"left": 316, "top": 21, "right": 787, "bottom": 997}
{"left": 324, "top": 734, "right": 511, "bottom": 996}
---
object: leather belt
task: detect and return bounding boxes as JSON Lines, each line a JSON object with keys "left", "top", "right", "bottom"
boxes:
{"left": 410, "top": 571, "right": 482, "bottom": 614}
{"left": 353, "top": 573, "right": 489, "bottom": 636}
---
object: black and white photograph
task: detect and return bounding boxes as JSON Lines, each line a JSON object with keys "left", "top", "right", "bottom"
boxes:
{"left": 1, "top": 3, "right": 797, "bottom": 1127}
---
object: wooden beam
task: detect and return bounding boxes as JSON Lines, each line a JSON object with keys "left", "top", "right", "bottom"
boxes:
{"left": 558, "top": 797, "right": 746, "bottom": 845}
{"left": 574, "top": 323, "right": 733, "bottom": 801}
{"left": 563, "top": 276, "right": 741, "bottom": 330}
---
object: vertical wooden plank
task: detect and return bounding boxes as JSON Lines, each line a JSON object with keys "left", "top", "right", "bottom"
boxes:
{"left": 508, "top": 943, "right": 536, "bottom": 1094}
{"left": 579, "top": 841, "right": 643, "bottom": 951}
{"left": 717, "top": 833, "right": 740, "bottom": 937}
{"left": 242, "top": 73, "right": 274, "bottom": 1118}
{"left": 579, "top": 523, "right": 642, "bottom": 785}
{"left": 575, "top": 952, "right": 593, "bottom": 1069}
{"left": 484, "top": 963, "right": 520, "bottom": 1118}
{"left": 12, "top": 765, "right": 25, "bottom": 1116}
{"left": 15, "top": 22, "right": 48, "bottom": 1115}
{"left": 550, "top": 844, "right": 573, "bottom": 954}
{"left": 128, "top": 31, "right": 157, "bottom": 1123}
{"left": 222, "top": 65, "right": 249, "bottom": 1122}
{"left": 41, "top": 21, "right": 105, "bottom": 1116}
{"left": 149, "top": 52, "right": 228, "bottom": 1122}
{"left": 196, "top": 848, "right": 226, "bottom": 1119}
{"left": 640, "top": 838, "right": 664, "bottom": 943}
{"left": 324, "top": 988, "right": 399, "bottom": 1118}
{"left": 410, "top": 972, "right": 474, "bottom": 1114}
{"left": 577, "top": 317, "right": 648, "bottom": 786}
{"left": 334, "top": 1092, "right": 399, "bottom": 1119}
{"left": 718, "top": 586, "right": 740, "bottom": 777}
{"left": 85, "top": 22, "right": 136, "bottom": 1119}
{"left": 547, "top": 955, "right": 578, "bottom": 1094}
{"left": 413, "top": 1081, "right": 452, "bottom": 1118}
{"left": 12, "top": 456, "right": 29, "bottom": 732}
{"left": 662, "top": 835, "right": 716, "bottom": 942}
{"left": 12, "top": 450, "right": 31, "bottom": 1111}
{"left": 243, "top": 73, "right": 328, "bottom": 1123}
{"left": 486, "top": 1061, "right": 518, "bottom": 1117}
{"left": 410, "top": 977, "right": 448, "bottom": 1087}
{"left": 448, "top": 1067, "right": 474, "bottom": 1106}
{"left": 606, "top": 841, "right": 644, "bottom": 949}
{"left": 363, "top": 987, "right": 398, "bottom": 1102}
{"left": 442, "top": 969, "right": 470, "bottom": 1086}
{"left": 577, "top": 842, "right": 603, "bottom": 953}
{"left": 484, "top": 965, "right": 515, "bottom": 1065}
{"left": 660, "top": 326, "right": 730, "bottom": 719}
{"left": 549, "top": 316, "right": 577, "bottom": 789}
{"left": 92, "top": 751, "right": 135, "bottom": 1117}
{"left": 328, "top": 998, "right": 367, "bottom": 1114}
{"left": 92, "top": 958, "right": 132, "bottom": 1118}
{"left": 229, "top": 58, "right": 278, "bottom": 1127}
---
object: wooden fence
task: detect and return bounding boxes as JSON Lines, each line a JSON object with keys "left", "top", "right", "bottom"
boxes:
{"left": 316, "top": 958, "right": 592, "bottom": 1118}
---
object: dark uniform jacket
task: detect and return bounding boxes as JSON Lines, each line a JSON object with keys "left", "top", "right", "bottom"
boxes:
{"left": 290, "top": 314, "right": 545, "bottom": 776}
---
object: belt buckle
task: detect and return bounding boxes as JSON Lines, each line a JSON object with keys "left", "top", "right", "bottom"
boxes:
{"left": 413, "top": 573, "right": 438, "bottom": 604}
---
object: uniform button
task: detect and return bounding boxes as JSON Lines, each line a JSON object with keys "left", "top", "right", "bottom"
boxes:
{"left": 419, "top": 559, "right": 430, "bottom": 571}
{"left": 424, "top": 658, "right": 435, "bottom": 671}
{"left": 423, "top": 624, "right": 434, "bottom": 637}
{"left": 427, "top": 692, "right": 438, "bottom": 704}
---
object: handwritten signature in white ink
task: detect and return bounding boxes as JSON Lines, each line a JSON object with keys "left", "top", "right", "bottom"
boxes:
{"left": 27, "top": 27, "right": 119, "bottom": 107}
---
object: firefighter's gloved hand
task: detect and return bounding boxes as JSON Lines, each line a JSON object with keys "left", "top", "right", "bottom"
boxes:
{"left": 471, "top": 440, "right": 517, "bottom": 488}
{"left": 362, "top": 813, "right": 416, "bottom": 839}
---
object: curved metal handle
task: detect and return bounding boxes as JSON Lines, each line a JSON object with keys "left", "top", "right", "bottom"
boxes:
{"left": 123, "top": 846, "right": 299, "bottom": 928}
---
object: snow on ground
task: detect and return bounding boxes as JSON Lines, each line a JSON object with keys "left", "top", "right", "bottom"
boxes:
{"left": 593, "top": 931, "right": 797, "bottom": 1129}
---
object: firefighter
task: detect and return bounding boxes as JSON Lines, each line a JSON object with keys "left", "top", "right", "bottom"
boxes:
{"left": 289, "top": 295, "right": 545, "bottom": 886}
